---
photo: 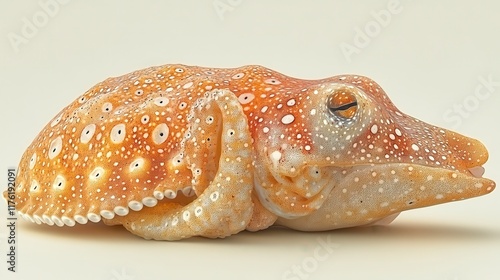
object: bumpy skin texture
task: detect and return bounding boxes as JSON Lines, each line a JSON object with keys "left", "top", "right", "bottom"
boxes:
{"left": 4, "top": 64, "right": 495, "bottom": 240}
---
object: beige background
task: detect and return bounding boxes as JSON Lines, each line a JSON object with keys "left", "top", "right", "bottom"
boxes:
{"left": 1, "top": 1, "right": 499, "bottom": 279}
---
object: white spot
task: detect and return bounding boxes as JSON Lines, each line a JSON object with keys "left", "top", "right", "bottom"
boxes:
{"left": 80, "top": 124, "right": 96, "bottom": 144}
{"left": 395, "top": 128, "right": 402, "bottom": 137}
{"left": 100, "top": 210, "right": 115, "bottom": 219}
{"left": 165, "top": 189, "right": 176, "bottom": 199}
{"left": 210, "top": 191, "right": 219, "bottom": 202}
{"left": 141, "top": 115, "right": 150, "bottom": 124}
{"left": 182, "top": 211, "right": 190, "bottom": 221}
{"left": 232, "top": 73, "right": 245, "bottom": 79}
{"left": 263, "top": 127, "right": 270, "bottom": 133}
{"left": 194, "top": 206, "right": 203, "bottom": 217}
{"left": 110, "top": 124, "right": 126, "bottom": 144}
{"left": 43, "top": 215, "right": 54, "bottom": 225}
{"left": 52, "top": 175, "right": 66, "bottom": 191}
{"left": 50, "top": 114, "right": 62, "bottom": 127}
{"left": 142, "top": 197, "right": 158, "bottom": 207}
{"left": 154, "top": 190, "right": 164, "bottom": 199}
{"left": 87, "top": 213, "right": 101, "bottom": 223}
{"left": 152, "top": 123, "right": 169, "bottom": 145}
{"left": 51, "top": 215, "right": 64, "bottom": 227}
{"left": 48, "top": 136, "right": 63, "bottom": 159}
{"left": 281, "top": 114, "right": 295, "bottom": 125}
{"left": 74, "top": 215, "right": 88, "bottom": 224}
{"left": 29, "top": 153, "right": 37, "bottom": 170}
{"left": 261, "top": 106, "right": 268, "bottom": 113}
{"left": 310, "top": 109, "right": 316, "bottom": 116}
{"left": 30, "top": 180, "right": 40, "bottom": 192}
{"left": 62, "top": 216, "right": 76, "bottom": 227}
{"left": 370, "top": 124, "right": 378, "bottom": 134}
{"left": 238, "top": 93, "right": 255, "bottom": 105}
{"left": 129, "top": 158, "right": 145, "bottom": 172}
{"left": 264, "top": 78, "right": 281, "bottom": 85}
{"left": 153, "top": 97, "right": 169, "bottom": 107}
{"left": 287, "top": 99, "right": 296, "bottom": 106}
{"left": 411, "top": 144, "right": 419, "bottom": 151}
{"left": 435, "top": 194, "right": 444, "bottom": 199}
{"left": 89, "top": 167, "right": 105, "bottom": 180}
{"left": 178, "top": 102, "right": 187, "bottom": 110}
{"left": 114, "top": 206, "right": 129, "bottom": 216}
{"left": 32, "top": 215, "right": 42, "bottom": 224}
{"left": 270, "top": 151, "right": 282, "bottom": 167}
{"left": 128, "top": 200, "right": 143, "bottom": 211}
{"left": 102, "top": 102, "right": 113, "bottom": 112}
{"left": 205, "top": 116, "right": 214, "bottom": 124}
{"left": 183, "top": 81, "right": 193, "bottom": 89}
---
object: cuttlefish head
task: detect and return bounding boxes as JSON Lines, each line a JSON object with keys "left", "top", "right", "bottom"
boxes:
{"left": 255, "top": 75, "right": 495, "bottom": 229}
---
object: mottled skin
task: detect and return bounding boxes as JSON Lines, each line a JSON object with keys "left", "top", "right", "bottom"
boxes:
{"left": 3, "top": 64, "right": 495, "bottom": 240}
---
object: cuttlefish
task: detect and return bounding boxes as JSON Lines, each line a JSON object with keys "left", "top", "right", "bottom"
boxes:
{"left": 3, "top": 64, "right": 495, "bottom": 240}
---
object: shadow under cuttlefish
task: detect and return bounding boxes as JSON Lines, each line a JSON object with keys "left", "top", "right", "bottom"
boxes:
{"left": 16, "top": 216, "right": 500, "bottom": 245}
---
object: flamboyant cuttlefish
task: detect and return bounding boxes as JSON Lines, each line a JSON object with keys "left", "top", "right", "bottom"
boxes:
{"left": 3, "top": 64, "right": 495, "bottom": 240}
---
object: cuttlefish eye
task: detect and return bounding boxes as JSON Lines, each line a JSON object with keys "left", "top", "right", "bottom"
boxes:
{"left": 327, "top": 87, "right": 358, "bottom": 119}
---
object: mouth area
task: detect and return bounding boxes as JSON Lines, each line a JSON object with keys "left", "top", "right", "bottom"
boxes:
{"left": 468, "top": 166, "right": 486, "bottom": 178}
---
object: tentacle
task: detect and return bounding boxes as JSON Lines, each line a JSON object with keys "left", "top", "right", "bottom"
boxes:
{"left": 104, "top": 89, "right": 255, "bottom": 240}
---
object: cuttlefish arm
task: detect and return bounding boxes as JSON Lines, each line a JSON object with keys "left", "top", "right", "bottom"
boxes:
{"left": 104, "top": 90, "right": 255, "bottom": 240}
